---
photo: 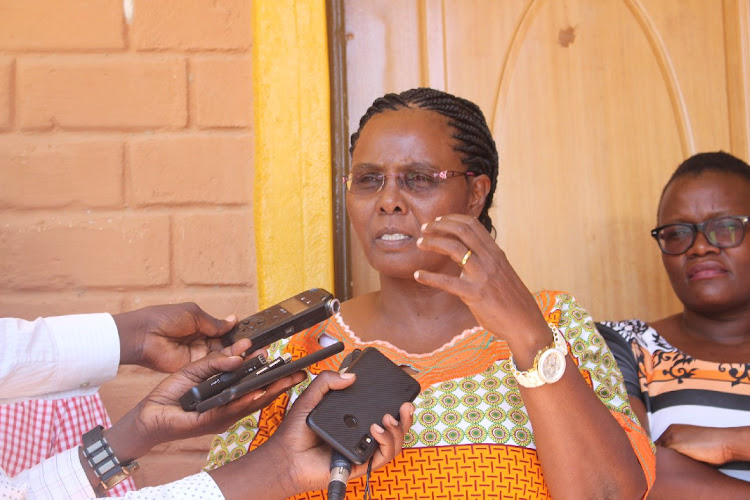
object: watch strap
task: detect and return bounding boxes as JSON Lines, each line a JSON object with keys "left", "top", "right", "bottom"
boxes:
{"left": 81, "top": 425, "right": 139, "bottom": 497}
{"left": 509, "top": 323, "right": 567, "bottom": 388}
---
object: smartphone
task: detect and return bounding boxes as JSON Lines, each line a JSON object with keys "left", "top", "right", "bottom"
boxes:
{"left": 179, "top": 353, "right": 268, "bottom": 411}
{"left": 221, "top": 288, "right": 340, "bottom": 350}
{"left": 306, "top": 347, "right": 421, "bottom": 464}
{"left": 193, "top": 341, "right": 345, "bottom": 413}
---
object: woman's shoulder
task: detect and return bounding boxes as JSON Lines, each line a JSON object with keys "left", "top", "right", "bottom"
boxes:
{"left": 598, "top": 318, "right": 675, "bottom": 353}
{"left": 599, "top": 319, "right": 651, "bottom": 339}
{"left": 532, "top": 289, "right": 592, "bottom": 315}
{"left": 532, "top": 289, "right": 596, "bottom": 327}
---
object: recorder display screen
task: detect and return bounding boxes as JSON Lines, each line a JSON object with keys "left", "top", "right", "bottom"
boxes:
{"left": 279, "top": 297, "right": 308, "bottom": 315}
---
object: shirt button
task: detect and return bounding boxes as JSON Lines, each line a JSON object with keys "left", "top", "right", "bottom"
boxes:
{"left": 80, "top": 381, "right": 90, "bottom": 388}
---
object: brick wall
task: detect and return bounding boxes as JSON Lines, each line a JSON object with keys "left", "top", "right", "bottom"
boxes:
{"left": 0, "top": 0, "right": 256, "bottom": 487}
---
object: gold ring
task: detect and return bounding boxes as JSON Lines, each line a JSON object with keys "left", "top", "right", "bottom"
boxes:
{"left": 460, "top": 249, "right": 472, "bottom": 267}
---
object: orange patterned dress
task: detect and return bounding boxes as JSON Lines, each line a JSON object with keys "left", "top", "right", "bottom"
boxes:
{"left": 205, "top": 291, "right": 654, "bottom": 499}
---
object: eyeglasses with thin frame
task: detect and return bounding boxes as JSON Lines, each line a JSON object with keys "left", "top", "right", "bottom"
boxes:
{"left": 343, "top": 169, "right": 476, "bottom": 196}
{"left": 650, "top": 215, "right": 749, "bottom": 255}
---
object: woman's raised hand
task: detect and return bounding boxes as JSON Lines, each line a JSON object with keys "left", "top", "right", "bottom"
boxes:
{"left": 414, "top": 214, "right": 550, "bottom": 349}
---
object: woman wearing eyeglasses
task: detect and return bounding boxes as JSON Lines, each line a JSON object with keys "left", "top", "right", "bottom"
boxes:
{"left": 205, "top": 88, "right": 654, "bottom": 498}
{"left": 598, "top": 151, "right": 750, "bottom": 498}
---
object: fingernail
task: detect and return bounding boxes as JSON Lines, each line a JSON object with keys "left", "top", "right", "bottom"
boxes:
{"left": 413, "top": 271, "right": 420, "bottom": 280}
{"left": 416, "top": 237, "right": 423, "bottom": 246}
{"left": 340, "top": 372, "right": 355, "bottom": 379}
{"left": 224, "top": 314, "right": 237, "bottom": 322}
{"left": 435, "top": 216, "right": 442, "bottom": 221}
{"left": 420, "top": 223, "right": 428, "bottom": 231}
{"left": 229, "top": 356, "right": 243, "bottom": 362}
{"left": 253, "top": 391, "right": 266, "bottom": 400}
{"left": 409, "top": 403, "right": 415, "bottom": 416}
{"left": 388, "top": 414, "right": 398, "bottom": 426}
{"left": 372, "top": 424, "right": 385, "bottom": 434}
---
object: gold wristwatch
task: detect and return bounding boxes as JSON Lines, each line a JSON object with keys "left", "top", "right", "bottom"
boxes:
{"left": 509, "top": 323, "right": 568, "bottom": 388}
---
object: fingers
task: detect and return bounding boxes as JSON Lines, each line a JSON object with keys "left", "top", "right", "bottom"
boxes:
{"left": 287, "top": 371, "right": 357, "bottom": 416}
{"left": 398, "top": 400, "right": 416, "bottom": 433}
{"left": 419, "top": 214, "right": 496, "bottom": 265}
{"left": 416, "top": 213, "right": 543, "bottom": 337}
{"left": 415, "top": 214, "right": 502, "bottom": 296}
{"left": 183, "top": 302, "right": 238, "bottom": 338}
{"left": 413, "top": 267, "right": 471, "bottom": 298}
{"left": 219, "top": 338, "right": 253, "bottom": 357}
{"left": 360, "top": 402, "right": 415, "bottom": 475}
{"left": 179, "top": 350, "right": 245, "bottom": 383}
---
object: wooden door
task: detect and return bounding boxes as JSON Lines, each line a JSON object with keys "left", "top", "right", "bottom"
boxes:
{"left": 342, "top": 0, "right": 750, "bottom": 322}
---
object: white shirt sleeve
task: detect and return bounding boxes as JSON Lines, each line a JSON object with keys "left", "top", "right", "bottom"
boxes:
{"left": 1, "top": 449, "right": 225, "bottom": 500}
{"left": 0, "top": 314, "right": 120, "bottom": 404}
{"left": 116, "top": 473, "right": 225, "bottom": 500}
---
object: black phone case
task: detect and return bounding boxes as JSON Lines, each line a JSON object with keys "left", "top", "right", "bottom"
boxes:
{"left": 305, "top": 347, "right": 421, "bottom": 464}
{"left": 179, "top": 353, "right": 267, "bottom": 411}
{"left": 194, "top": 341, "right": 345, "bottom": 413}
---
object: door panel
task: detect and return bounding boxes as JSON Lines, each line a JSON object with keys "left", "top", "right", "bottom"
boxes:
{"left": 343, "top": 0, "right": 750, "bottom": 321}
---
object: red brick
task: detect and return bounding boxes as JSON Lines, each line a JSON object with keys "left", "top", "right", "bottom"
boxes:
{"left": 100, "top": 365, "right": 165, "bottom": 422}
{"left": 173, "top": 211, "right": 254, "bottom": 285}
{"left": 132, "top": 0, "right": 251, "bottom": 50}
{"left": 0, "top": 214, "right": 170, "bottom": 290}
{"left": 17, "top": 57, "right": 187, "bottom": 130}
{"left": 0, "top": 59, "right": 11, "bottom": 129}
{"left": 129, "top": 134, "right": 252, "bottom": 205}
{"left": 191, "top": 56, "right": 252, "bottom": 128}
{"left": 0, "top": 0, "right": 124, "bottom": 50}
{"left": 0, "top": 137, "right": 123, "bottom": 208}
{"left": 123, "top": 291, "right": 258, "bottom": 322}
{"left": 0, "top": 293, "right": 124, "bottom": 320}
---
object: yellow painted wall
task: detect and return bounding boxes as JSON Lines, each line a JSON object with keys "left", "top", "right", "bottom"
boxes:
{"left": 252, "top": 0, "right": 335, "bottom": 308}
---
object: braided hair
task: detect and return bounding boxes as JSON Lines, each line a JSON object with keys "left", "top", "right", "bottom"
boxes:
{"left": 350, "top": 88, "right": 499, "bottom": 233}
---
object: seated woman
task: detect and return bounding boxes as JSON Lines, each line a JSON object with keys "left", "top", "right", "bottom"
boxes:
{"left": 205, "top": 88, "right": 654, "bottom": 498}
{"left": 598, "top": 151, "right": 750, "bottom": 498}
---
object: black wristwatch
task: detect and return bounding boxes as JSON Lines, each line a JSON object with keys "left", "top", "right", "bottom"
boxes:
{"left": 81, "top": 425, "right": 139, "bottom": 497}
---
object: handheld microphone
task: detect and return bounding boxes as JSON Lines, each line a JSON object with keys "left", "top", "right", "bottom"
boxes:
{"left": 328, "top": 449, "right": 351, "bottom": 500}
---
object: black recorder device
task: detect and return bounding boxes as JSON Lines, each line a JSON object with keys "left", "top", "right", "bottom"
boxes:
{"left": 179, "top": 288, "right": 340, "bottom": 411}
{"left": 221, "top": 288, "right": 340, "bottom": 350}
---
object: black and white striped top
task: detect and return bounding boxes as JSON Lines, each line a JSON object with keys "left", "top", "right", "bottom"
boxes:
{"left": 598, "top": 319, "right": 750, "bottom": 482}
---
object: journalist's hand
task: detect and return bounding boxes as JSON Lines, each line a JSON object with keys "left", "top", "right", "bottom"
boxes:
{"left": 209, "top": 370, "right": 415, "bottom": 500}
{"left": 103, "top": 338, "right": 306, "bottom": 464}
{"left": 113, "top": 303, "right": 238, "bottom": 372}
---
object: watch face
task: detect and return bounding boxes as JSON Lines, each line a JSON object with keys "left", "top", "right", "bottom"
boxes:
{"left": 539, "top": 349, "right": 566, "bottom": 384}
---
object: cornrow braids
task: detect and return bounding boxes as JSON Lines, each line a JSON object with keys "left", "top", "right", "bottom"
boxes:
{"left": 350, "top": 88, "right": 499, "bottom": 233}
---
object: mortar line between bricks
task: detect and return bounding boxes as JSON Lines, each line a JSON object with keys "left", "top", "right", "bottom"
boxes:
{"left": 9, "top": 57, "right": 16, "bottom": 129}
{"left": 185, "top": 57, "right": 193, "bottom": 129}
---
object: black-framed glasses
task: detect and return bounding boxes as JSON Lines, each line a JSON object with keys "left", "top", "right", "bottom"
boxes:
{"left": 651, "top": 215, "right": 749, "bottom": 255}
{"left": 343, "top": 169, "right": 476, "bottom": 196}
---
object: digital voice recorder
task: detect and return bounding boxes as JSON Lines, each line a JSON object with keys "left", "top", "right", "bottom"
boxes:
{"left": 221, "top": 288, "right": 340, "bottom": 350}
